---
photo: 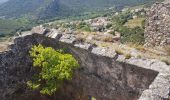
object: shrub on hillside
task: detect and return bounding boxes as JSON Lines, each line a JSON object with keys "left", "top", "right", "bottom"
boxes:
{"left": 106, "top": 23, "right": 112, "bottom": 29}
{"left": 112, "top": 11, "right": 133, "bottom": 25}
{"left": 141, "top": 19, "right": 146, "bottom": 29}
{"left": 121, "top": 26, "right": 144, "bottom": 44}
{"left": 76, "top": 22, "right": 91, "bottom": 32}
{"left": 112, "top": 12, "right": 144, "bottom": 44}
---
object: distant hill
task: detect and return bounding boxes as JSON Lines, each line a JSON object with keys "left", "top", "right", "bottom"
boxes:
{"left": 0, "top": 0, "right": 162, "bottom": 19}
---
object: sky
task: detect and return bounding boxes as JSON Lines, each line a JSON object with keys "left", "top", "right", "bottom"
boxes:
{"left": 0, "top": 0, "right": 8, "bottom": 4}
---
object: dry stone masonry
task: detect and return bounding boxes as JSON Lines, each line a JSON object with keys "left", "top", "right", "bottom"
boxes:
{"left": 0, "top": 26, "right": 170, "bottom": 100}
{"left": 0, "top": 2, "right": 170, "bottom": 100}
{"left": 144, "top": 2, "right": 170, "bottom": 47}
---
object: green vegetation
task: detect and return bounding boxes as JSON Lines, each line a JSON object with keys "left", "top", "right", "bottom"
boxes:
{"left": 28, "top": 44, "right": 79, "bottom": 95}
{"left": 161, "top": 59, "right": 170, "bottom": 65}
{"left": 0, "top": 17, "right": 39, "bottom": 42}
{"left": 76, "top": 22, "right": 91, "bottom": 32}
{"left": 125, "top": 54, "right": 132, "bottom": 59}
{"left": 0, "top": 0, "right": 160, "bottom": 40}
{"left": 115, "top": 49, "right": 124, "bottom": 55}
{"left": 121, "top": 26, "right": 145, "bottom": 44}
{"left": 106, "top": 23, "right": 113, "bottom": 29}
{"left": 124, "top": 18, "right": 145, "bottom": 28}
{"left": 92, "top": 97, "right": 97, "bottom": 100}
{"left": 111, "top": 12, "right": 145, "bottom": 44}
{"left": 0, "top": 0, "right": 160, "bottom": 20}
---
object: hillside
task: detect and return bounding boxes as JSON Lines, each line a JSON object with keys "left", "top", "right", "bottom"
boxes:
{"left": 0, "top": 1, "right": 170, "bottom": 100}
{"left": 0, "top": 0, "right": 164, "bottom": 41}
{"left": 0, "top": 2, "right": 170, "bottom": 99}
{"left": 0, "top": 0, "right": 53, "bottom": 19}
{"left": 0, "top": 0, "right": 161, "bottom": 19}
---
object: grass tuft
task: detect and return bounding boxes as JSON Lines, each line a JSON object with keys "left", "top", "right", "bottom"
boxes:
{"left": 115, "top": 49, "right": 124, "bottom": 55}
{"left": 125, "top": 54, "right": 132, "bottom": 59}
{"left": 161, "top": 59, "right": 170, "bottom": 65}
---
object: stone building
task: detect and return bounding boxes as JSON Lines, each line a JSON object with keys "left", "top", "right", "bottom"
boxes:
{"left": 144, "top": 2, "right": 170, "bottom": 47}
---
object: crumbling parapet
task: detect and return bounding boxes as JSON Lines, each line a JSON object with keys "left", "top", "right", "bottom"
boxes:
{"left": 1, "top": 3, "right": 170, "bottom": 98}
{"left": 9, "top": 25, "right": 170, "bottom": 100}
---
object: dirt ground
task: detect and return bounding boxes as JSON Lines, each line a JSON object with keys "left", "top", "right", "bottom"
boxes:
{"left": 0, "top": 41, "right": 12, "bottom": 52}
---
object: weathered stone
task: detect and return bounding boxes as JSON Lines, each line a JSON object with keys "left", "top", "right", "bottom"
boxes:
{"left": 125, "top": 57, "right": 170, "bottom": 100}
{"left": 47, "top": 29, "right": 62, "bottom": 39}
{"left": 129, "top": 49, "right": 141, "bottom": 58}
{"left": 74, "top": 43, "right": 94, "bottom": 50}
{"left": 1, "top": 2, "right": 170, "bottom": 99}
{"left": 116, "top": 55, "right": 126, "bottom": 62}
{"left": 31, "top": 25, "right": 46, "bottom": 34}
{"left": 139, "top": 73, "right": 170, "bottom": 100}
{"left": 0, "top": 34, "right": 160, "bottom": 100}
{"left": 59, "top": 34, "right": 77, "bottom": 44}
{"left": 144, "top": 2, "right": 170, "bottom": 47}
{"left": 91, "top": 47, "right": 117, "bottom": 58}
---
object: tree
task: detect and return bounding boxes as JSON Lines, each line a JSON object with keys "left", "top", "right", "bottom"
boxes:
{"left": 28, "top": 44, "right": 79, "bottom": 95}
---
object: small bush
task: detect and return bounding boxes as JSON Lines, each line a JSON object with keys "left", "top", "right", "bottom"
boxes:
{"left": 108, "top": 31, "right": 115, "bottom": 36}
{"left": 115, "top": 49, "right": 124, "bottom": 55}
{"left": 161, "top": 59, "right": 170, "bottom": 65}
{"left": 137, "top": 55, "right": 142, "bottom": 58}
{"left": 76, "top": 22, "right": 91, "bottom": 32}
{"left": 141, "top": 19, "right": 146, "bottom": 29}
{"left": 125, "top": 54, "right": 132, "bottom": 59}
{"left": 28, "top": 44, "right": 79, "bottom": 95}
{"left": 120, "top": 26, "right": 144, "bottom": 44}
{"left": 92, "top": 97, "right": 97, "bottom": 100}
{"left": 81, "top": 25, "right": 91, "bottom": 32}
{"left": 106, "top": 23, "right": 112, "bottom": 29}
{"left": 112, "top": 12, "right": 145, "bottom": 44}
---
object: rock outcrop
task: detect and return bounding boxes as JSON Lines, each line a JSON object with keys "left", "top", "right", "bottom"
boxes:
{"left": 144, "top": 2, "right": 170, "bottom": 47}
{"left": 0, "top": 30, "right": 170, "bottom": 100}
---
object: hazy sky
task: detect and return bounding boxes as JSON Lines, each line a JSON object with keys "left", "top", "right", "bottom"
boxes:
{"left": 0, "top": 0, "right": 8, "bottom": 4}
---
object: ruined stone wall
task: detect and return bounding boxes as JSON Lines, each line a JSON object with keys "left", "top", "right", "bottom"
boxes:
{"left": 0, "top": 33, "right": 170, "bottom": 100}
{"left": 144, "top": 2, "right": 170, "bottom": 47}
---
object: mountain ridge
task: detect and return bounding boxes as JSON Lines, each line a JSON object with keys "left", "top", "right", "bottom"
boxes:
{"left": 0, "top": 0, "right": 161, "bottom": 19}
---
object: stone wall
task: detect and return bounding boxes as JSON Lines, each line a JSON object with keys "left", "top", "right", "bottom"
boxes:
{"left": 0, "top": 33, "right": 170, "bottom": 100}
{"left": 144, "top": 2, "right": 170, "bottom": 47}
